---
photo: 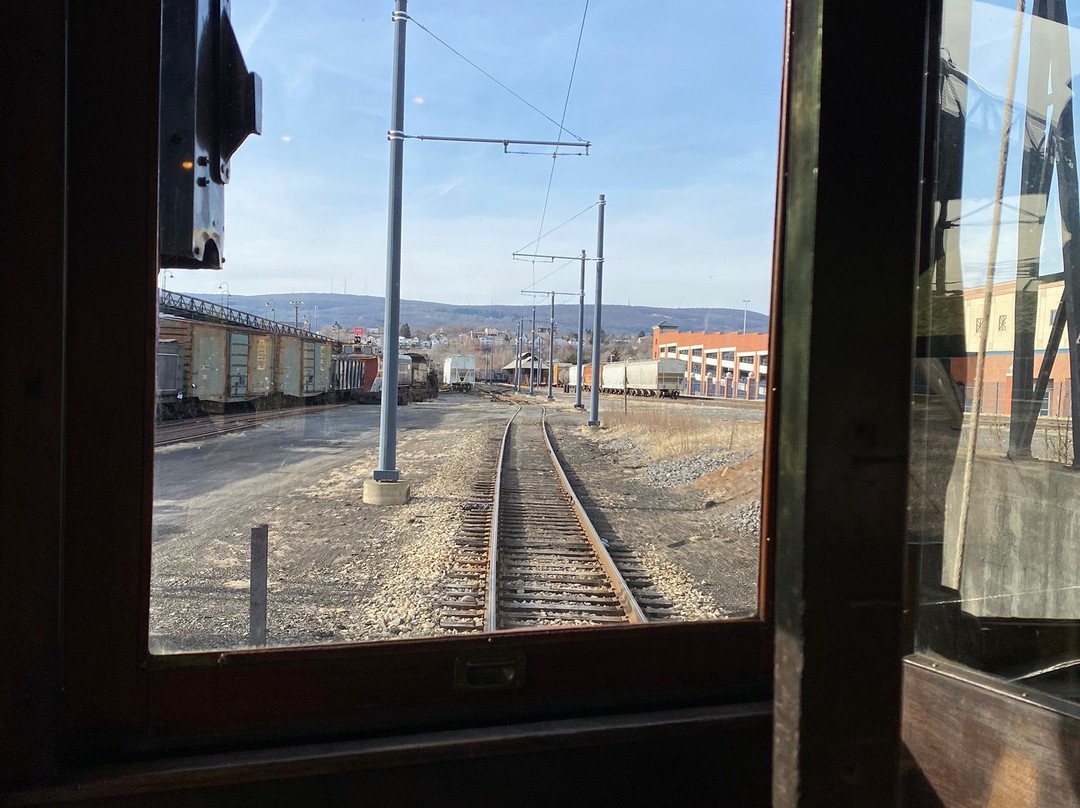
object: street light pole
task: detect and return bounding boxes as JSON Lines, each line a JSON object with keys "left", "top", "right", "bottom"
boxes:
{"left": 289, "top": 299, "right": 304, "bottom": 328}
{"left": 266, "top": 300, "right": 275, "bottom": 322}
{"left": 218, "top": 281, "right": 230, "bottom": 308}
{"left": 162, "top": 270, "right": 173, "bottom": 291}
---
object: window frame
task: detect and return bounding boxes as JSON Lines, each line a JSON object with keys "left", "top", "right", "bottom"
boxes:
{"left": 58, "top": 0, "right": 784, "bottom": 762}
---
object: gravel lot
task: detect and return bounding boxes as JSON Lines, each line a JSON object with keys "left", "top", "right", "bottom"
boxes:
{"left": 150, "top": 390, "right": 763, "bottom": 653}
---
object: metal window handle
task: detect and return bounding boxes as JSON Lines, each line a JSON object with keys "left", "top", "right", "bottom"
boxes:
{"left": 453, "top": 653, "right": 526, "bottom": 692}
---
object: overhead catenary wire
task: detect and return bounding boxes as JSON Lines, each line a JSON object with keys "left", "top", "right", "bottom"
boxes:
{"left": 531, "top": 0, "right": 591, "bottom": 289}
{"left": 523, "top": 258, "right": 578, "bottom": 290}
{"left": 405, "top": 14, "right": 586, "bottom": 143}
{"left": 515, "top": 201, "right": 598, "bottom": 255}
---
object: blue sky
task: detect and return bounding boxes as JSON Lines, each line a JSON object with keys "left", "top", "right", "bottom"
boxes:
{"left": 173, "top": 1, "right": 785, "bottom": 311}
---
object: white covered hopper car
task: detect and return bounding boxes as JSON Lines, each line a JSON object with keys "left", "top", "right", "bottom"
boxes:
{"left": 443, "top": 355, "right": 476, "bottom": 391}
{"left": 600, "top": 359, "right": 685, "bottom": 398}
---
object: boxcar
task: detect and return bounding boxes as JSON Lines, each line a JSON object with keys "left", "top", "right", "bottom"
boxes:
{"left": 155, "top": 340, "right": 191, "bottom": 418}
{"left": 157, "top": 317, "right": 335, "bottom": 413}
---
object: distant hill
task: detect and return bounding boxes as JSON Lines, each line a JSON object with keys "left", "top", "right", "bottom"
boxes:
{"left": 186, "top": 292, "right": 769, "bottom": 337}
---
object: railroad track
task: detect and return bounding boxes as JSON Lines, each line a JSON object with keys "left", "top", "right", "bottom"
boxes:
{"left": 441, "top": 407, "right": 675, "bottom": 632}
{"left": 154, "top": 404, "right": 346, "bottom": 446}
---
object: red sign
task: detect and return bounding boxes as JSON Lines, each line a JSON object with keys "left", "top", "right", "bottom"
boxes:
{"left": 353, "top": 327, "right": 365, "bottom": 335}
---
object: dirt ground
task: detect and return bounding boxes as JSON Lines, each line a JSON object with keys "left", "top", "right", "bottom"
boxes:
{"left": 149, "top": 390, "right": 764, "bottom": 653}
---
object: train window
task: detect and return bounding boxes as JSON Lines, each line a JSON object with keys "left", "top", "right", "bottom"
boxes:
{"left": 37, "top": 0, "right": 790, "bottom": 758}
{"left": 149, "top": 0, "right": 784, "bottom": 657}
{"left": 912, "top": 0, "right": 1080, "bottom": 703}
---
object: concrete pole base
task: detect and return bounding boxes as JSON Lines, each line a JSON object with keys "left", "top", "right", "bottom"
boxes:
{"left": 363, "top": 478, "right": 411, "bottom": 505}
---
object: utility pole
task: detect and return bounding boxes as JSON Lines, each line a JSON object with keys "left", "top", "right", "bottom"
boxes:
{"left": 548, "top": 291, "right": 556, "bottom": 400}
{"left": 366, "top": 0, "right": 589, "bottom": 502}
{"left": 371, "top": 0, "right": 409, "bottom": 496}
{"left": 290, "top": 299, "right": 304, "bottom": 328}
{"left": 530, "top": 306, "right": 537, "bottom": 395}
{"left": 576, "top": 250, "right": 586, "bottom": 409}
{"left": 515, "top": 318, "right": 523, "bottom": 392}
{"left": 588, "top": 194, "right": 605, "bottom": 427}
{"left": 512, "top": 249, "right": 593, "bottom": 409}
{"left": 743, "top": 299, "right": 750, "bottom": 334}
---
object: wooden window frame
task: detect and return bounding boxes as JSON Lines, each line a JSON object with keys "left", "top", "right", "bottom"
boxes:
{"left": 56, "top": 0, "right": 783, "bottom": 764}
{"left": 5, "top": 0, "right": 947, "bottom": 800}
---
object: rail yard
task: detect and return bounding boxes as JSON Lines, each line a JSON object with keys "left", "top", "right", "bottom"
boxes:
{"left": 150, "top": 388, "right": 762, "bottom": 652}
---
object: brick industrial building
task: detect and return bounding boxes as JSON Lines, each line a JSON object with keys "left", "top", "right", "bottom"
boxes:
{"left": 655, "top": 277, "right": 1075, "bottom": 416}
{"left": 933, "top": 278, "right": 1073, "bottom": 418}
{"left": 651, "top": 323, "right": 769, "bottom": 399}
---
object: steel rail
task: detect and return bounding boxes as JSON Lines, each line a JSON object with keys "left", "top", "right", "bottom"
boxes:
{"left": 484, "top": 407, "right": 646, "bottom": 630}
{"left": 539, "top": 408, "right": 647, "bottom": 624}
{"left": 485, "top": 407, "right": 520, "bottom": 632}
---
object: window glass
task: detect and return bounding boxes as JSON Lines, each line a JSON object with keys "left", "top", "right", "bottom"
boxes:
{"left": 913, "top": 0, "right": 1080, "bottom": 700}
{"left": 151, "top": 0, "right": 782, "bottom": 653}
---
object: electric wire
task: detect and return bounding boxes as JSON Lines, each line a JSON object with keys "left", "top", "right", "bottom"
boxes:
{"left": 514, "top": 201, "right": 598, "bottom": 255}
{"left": 404, "top": 8, "right": 592, "bottom": 298}
{"left": 405, "top": 14, "right": 586, "bottom": 143}
{"left": 524, "top": 258, "right": 577, "bottom": 291}
{"left": 530, "top": 0, "right": 591, "bottom": 289}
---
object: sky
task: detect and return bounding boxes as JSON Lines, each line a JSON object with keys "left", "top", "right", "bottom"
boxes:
{"left": 171, "top": 1, "right": 786, "bottom": 311}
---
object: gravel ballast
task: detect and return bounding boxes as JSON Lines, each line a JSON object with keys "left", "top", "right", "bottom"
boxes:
{"left": 150, "top": 391, "right": 763, "bottom": 652}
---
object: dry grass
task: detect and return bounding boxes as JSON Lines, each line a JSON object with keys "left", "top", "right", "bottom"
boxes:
{"left": 591, "top": 402, "right": 765, "bottom": 461}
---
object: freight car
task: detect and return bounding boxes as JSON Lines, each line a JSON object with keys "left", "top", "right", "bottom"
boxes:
{"left": 330, "top": 353, "right": 379, "bottom": 403}
{"left": 156, "top": 340, "right": 197, "bottom": 418}
{"left": 600, "top": 359, "right": 685, "bottom": 398}
{"left": 443, "top": 355, "right": 476, "bottom": 391}
{"left": 565, "top": 359, "right": 685, "bottom": 398}
{"left": 157, "top": 316, "right": 334, "bottom": 417}
{"left": 565, "top": 364, "right": 594, "bottom": 392}
{"left": 369, "top": 353, "right": 440, "bottom": 405}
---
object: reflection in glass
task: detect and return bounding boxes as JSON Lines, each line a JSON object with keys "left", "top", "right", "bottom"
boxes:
{"left": 914, "top": 0, "right": 1080, "bottom": 700}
